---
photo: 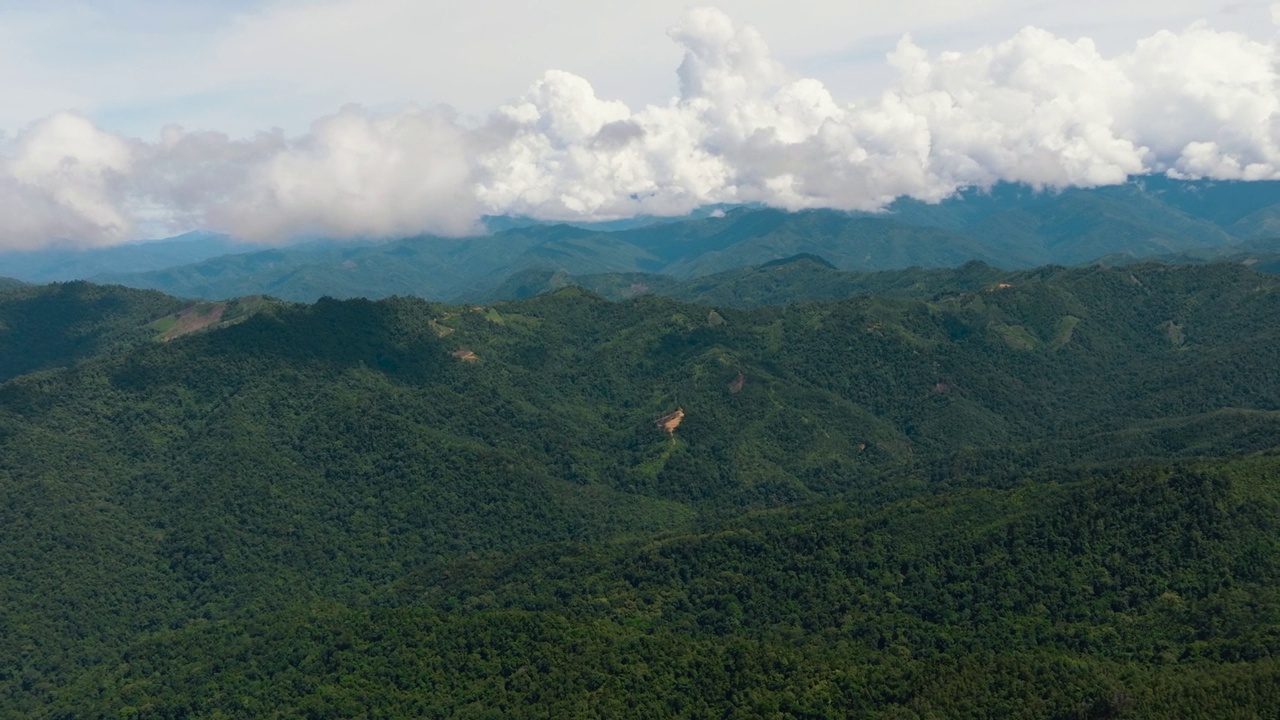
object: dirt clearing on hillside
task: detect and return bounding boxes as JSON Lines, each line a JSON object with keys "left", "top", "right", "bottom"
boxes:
{"left": 160, "top": 303, "right": 226, "bottom": 341}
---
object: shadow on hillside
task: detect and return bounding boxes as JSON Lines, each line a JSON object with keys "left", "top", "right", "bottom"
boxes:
{"left": 111, "top": 296, "right": 452, "bottom": 394}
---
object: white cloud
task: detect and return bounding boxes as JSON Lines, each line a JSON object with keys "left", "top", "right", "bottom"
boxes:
{"left": 211, "top": 105, "right": 482, "bottom": 241}
{"left": 473, "top": 9, "right": 1280, "bottom": 220}
{"left": 3, "top": 6, "right": 1280, "bottom": 249}
{"left": 0, "top": 113, "right": 135, "bottom": 249}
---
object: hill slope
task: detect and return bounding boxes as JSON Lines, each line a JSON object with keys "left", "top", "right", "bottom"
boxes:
{"left": 2, "top": 264, "right": 1280, "bottom": 715}
{"left": 0, "top": 281, "right": 183, "bottom": 382}
{"left": 480, "top": 256, "right": 1012, "bottom": 307}
{"left": 50, "top": 457, "right": 1280, "bottom": 718}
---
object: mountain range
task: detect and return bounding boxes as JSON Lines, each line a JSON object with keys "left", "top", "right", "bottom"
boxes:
{"left": 3, "top": 177, "right": 1279, "bottom": 304}
{"left": 4, "top": 177, "right": 1280, "bottom": 716}
{"left": 0, "top": 231, "right": 240, "bottom": 284}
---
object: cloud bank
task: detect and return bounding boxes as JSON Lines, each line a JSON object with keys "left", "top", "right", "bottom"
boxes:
{"left": 3, "top": 7, "right": 1280, "bottom": 249}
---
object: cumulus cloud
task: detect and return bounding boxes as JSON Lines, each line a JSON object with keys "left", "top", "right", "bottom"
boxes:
{"left": 210, "top": 106, "right": 482, "bottom": 241}
{"left": 473, "top": 9, "right": 1280, "bottom": 219}
{"left": 4, "top": 7, "right": 1280, "bottom": 249}
{"left": 0, "top": 107, "right": 483, "bottom": 247}
{"left": 0, "top": 113, "right": 135, "bottom": 249}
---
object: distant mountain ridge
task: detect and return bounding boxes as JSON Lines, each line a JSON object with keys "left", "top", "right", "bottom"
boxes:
{"left": 482, "top": 256, "right": 1011, "bottom": 307}
{"left": 11, "top": 177, "right": 1280, "bottom": 303}
{"left": 0, "top": 231, "right": 246, "bottom": 283}
{"left": 1092, "top": 235, "right": 1280, "bottom": 275}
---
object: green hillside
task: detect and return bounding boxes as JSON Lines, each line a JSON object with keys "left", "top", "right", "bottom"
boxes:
{"left": 1, "top": 263, "right": 1279, "bottom": 716}
{"left": 0, "top": 282, "right": 282, "bottom": 383}
{"left": 480, "top": 256, "right": 1011, "bottom": 307}
{"left": 1221, "top": 203, "right": 1280, "bottom": 240}
{"left": 0, "top": 281, "right": 183, "bottom": 382}
{"left": 966, "top": 186, "right": 1236, "bottom": 265}
{"left": 47, "top": 458, "right": 1280, "bottom": 719}
{"left": 1092, "top": 236, "right": 1280, "bottom": 277}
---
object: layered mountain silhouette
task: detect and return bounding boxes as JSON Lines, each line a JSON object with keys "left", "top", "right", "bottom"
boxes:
{"left": 4, "top": 177, "right": 1270, "bottom": 304}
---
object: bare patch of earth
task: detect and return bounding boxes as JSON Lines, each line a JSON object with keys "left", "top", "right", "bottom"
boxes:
{"left": 161, "top": 303, "right": 227, "bottom": 341}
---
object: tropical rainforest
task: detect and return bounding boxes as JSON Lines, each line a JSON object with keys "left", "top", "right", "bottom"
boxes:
{"left": 0, "top": 255, "right": 1278, "bottom": 718}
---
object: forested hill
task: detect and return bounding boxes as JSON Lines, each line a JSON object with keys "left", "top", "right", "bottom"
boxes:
{"left": 0, "top": 281, "right": 184, "bottom": 383}
{"left": 1, "top": 263, "right": 1279, "bottom": 716}
{"left": 481, "top": 257, "right": 1013, "bottom": 306}
{"left": 0, "top": 281, "right": 280, "bottom": 383}
{"left": 1093, "top": 235, "right": 1280, "bottom": 277}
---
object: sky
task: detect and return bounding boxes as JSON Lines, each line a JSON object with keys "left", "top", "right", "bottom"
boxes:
{"left": 1, "top": 0, "right": 1279, "bottom": 249}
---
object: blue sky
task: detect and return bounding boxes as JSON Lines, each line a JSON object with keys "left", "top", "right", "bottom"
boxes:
{"left": 4, "top": 1, "right": 1272, "bottom": 137}
{"left": 1, "top": 1, "right": 1279, "bottom": 249}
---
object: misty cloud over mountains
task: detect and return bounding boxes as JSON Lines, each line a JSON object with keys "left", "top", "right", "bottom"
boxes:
{"left": 3, "top": 7, "right": 1280, "bottom": 250}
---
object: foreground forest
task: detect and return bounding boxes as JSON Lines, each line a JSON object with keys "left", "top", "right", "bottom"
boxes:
{"left": 1, "top": 262, "right": 1278, "bottom": 717}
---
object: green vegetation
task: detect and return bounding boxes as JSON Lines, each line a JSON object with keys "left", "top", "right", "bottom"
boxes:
{"left": 1, "top": 262, "right": 1279, "bottom": 717}
{"left": 0, "top": 281, "right": 183, "bottom": 382}
{"left": 148, "top": 295, "right": 281, "bottom": 342}
{"left": 46, "top": 459, "right": 1280, "bottom": 718}
{"left": 0, "top": 282, "right": 282, "bottom": 383}
{"left": 482, "top": 257, "right": 1010, "bottom": 307}
{"left": 1095, "top": 235, "right": 1280, "bottom": 278}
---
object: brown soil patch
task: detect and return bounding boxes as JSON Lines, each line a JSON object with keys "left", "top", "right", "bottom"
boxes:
{"left": 656, "top": 408, "right": 685, "bottom": 434}
{"left": 162, "top": 303, "right": 227, "bottom": 341}
{"left": 452, "top": 349, "right": 479, "bottom": 363}
{"left": 728, "top": 373, "right": 745, "bottom": 394}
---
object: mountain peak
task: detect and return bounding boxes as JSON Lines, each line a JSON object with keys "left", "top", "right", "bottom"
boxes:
{"left": 758, "top": 253, "right": 838, "bottom": 270}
